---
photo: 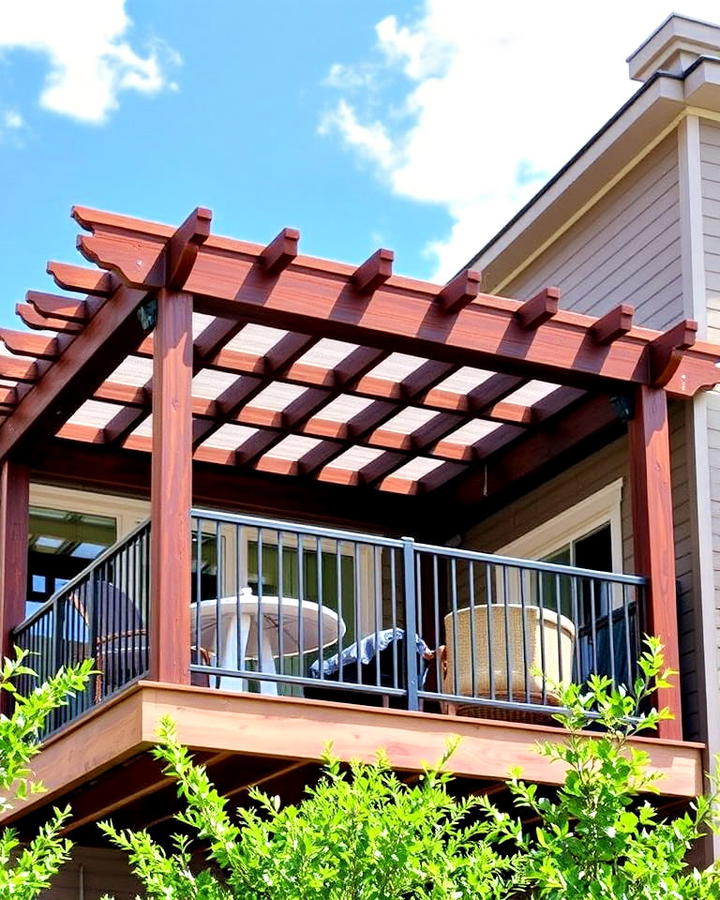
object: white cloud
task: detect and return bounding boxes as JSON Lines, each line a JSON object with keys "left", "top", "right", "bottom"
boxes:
{"left": 322, "top": 1, "right": 720, "bottom": 279}
{"left": 3, "top": 110, "right": 24, "bottom": 130}
{"left": 0, "top": 0, "right": 178, "bottom": 124}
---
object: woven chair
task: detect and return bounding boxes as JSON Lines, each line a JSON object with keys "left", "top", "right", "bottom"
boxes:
{"left": 441, "top": 604, "right": 575, "bottom": 722}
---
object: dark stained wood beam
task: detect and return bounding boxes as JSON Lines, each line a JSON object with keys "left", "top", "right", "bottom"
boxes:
{"left": 628, "top": 385, "right": 682, "bottom": 740}
{"left": 72, "top": 207, "right": 720, "bottom": 396}
{"left": 436, "top": 393, "right": 622, "bottom": 512}
{"left": 27, "top": 439, "right": 421, "bottom": 534}
{"left": 515, "top": 287, "right": 560, "bottom": 330}
{"left": 166, "top": 207, "right": 213, "bottom": 291}
{"left": 0, "top": 388, "right": 17, "bottom": 408}
{"left": 47, "top": 261, "right": 115, "bottom": 296}
{"left": 649, "top": 319, "right": 697, "bottom": 387}
{"left": 432, "top": 423, "right": 525, "bottom": 463}
{"left": 319, "top": 450, "right": 406, "bottom": 488}
{"left": 436, "top": 269, "right": 481, "bottom": 314}
{"left": 27, "top": 290, "right": 99, "bottom": 323}
{"left": 149, "top": 288, "right": 193, "bottom": 685}
{"left": 260, "top": 227, "right": 300, "bottom": 275}
{"left": 381, "top": 460, "right": 467, "bottom": 496}
{"left": 591, "top": 304, "right": 634, "bottom": 345}
{"left": 15, "top": 304, "right": 82, "bottom": 335}
{"left": 0, "top": 285, "right": 149, "bottom": 462}
{"left": 352, "top": 249, "right": 394, "bottom": 295}
{"left": 0, "top": 329, "right": 64, "bottom": 361}
{"left": 0, "top": 460, "right": 28, "bottom": 684}
{"left": 0, "top": 357, "right": 39, "bottom": 383}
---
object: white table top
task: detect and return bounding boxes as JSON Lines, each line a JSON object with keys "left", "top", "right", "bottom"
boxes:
{"left": 192, "top": 592, "right": 345, "bottom": 657}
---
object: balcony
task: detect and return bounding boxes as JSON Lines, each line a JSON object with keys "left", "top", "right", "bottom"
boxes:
{"left": 0, "top": 207, "right": 715, "bottom": 836}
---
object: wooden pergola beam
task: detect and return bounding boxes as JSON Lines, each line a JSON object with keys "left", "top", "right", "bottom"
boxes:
{"left": 47, "top": 261, "right": 116, "bottom": 296}
{"left": 352, "top": 249, "right": 394, "bottom": 295}
{"left": 260, "top": 227, "right": 299, "bottom": 276}
{"left": 628, "top": 385, "right": 682, "bottom": 740}
{"left": 591, "top": 304, "right": 634, "bottom": 345}
{"left": 515, "top": 287, "right": 560, "bottom": 330}
{"left": 16, "top": 303, "right": 83, "bottom": 335}
{"left": 0, "top": 460, "right": 28, "bottom": 676}
{"left": 27, "top": 290, "right": 99, "bottom": 323}
{"left": 66, "top": 207, "right": 720, "bottom": 395}
{"left": 0, "top": 285, "right": 150, "bottom": 462}
{"left": 150, "top": 288, "right": 193, "bottom": 685}
{"left": 436, "top": 269, "right": 481, "bottom": 314}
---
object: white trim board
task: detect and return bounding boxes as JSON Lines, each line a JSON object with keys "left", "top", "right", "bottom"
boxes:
{"left": 497, "top": 479, "right": 624, "bottom": 573}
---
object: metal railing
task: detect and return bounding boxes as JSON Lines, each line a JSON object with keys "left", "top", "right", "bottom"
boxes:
{"left": 189, "top": 510, "right": 645, "bottom": 720}
{"left": 10, "top": 508, "right": 646, "bottom": 734}
{"left": 13, "top": 520, "right": 150, "bottom": 734}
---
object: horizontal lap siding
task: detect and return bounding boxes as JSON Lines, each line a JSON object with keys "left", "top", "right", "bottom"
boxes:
{"left": 462, "top": 438, "right": 633, "bottom": 567}
{"left": 701, "top": 120, "right": 720, "bottom": 717}
{"left": 501, "top": 135, "right": 683, "bottom": 331}
{"left": 41, "top": 846, "right": 140, "bottom": 899}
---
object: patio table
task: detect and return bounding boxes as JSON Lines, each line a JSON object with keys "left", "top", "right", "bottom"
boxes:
{"left": 192, "top": 588, "right": 344, "bottom": 694}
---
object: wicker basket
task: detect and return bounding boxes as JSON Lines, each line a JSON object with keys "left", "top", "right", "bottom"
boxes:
{"left": 442, "top": 604, "right": 575, "bottom": 709}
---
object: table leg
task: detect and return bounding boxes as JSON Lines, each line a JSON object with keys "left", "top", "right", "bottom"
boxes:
{"left": 218, "top": 612, "right": 251, "bottom": 692}
{"left": 258, "top": 627, "right": 279, "bottom": 696}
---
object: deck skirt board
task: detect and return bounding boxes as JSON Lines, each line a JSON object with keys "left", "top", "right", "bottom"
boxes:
{"left": 0, "top": 681, "right": 704, "bottom": 834}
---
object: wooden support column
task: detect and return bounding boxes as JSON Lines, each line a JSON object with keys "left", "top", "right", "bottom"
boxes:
{"left": 150, "top": 289, "right": 193, "bottom": 684}
{"left": 628, "top": 385, "right": 682, "bottom": 740}
{"left": 0, "top": 460, "right": 29, "bottom": 710}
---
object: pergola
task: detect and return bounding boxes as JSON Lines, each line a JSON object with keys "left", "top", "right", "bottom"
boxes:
{"left": 1, "top": 205, "right": 719, "bottom": 740}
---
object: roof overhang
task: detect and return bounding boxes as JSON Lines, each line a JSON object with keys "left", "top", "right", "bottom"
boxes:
{"left": 467, "top": 57, "right": 720, "bottom": 294}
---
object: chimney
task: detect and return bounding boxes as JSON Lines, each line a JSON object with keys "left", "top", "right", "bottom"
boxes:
{"left": 627, "top": 13, "right": 720, "bottom": 83}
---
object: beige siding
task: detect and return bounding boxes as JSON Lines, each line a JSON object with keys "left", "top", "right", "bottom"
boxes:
{"left": 502, "top": 134, "right": 683, "bottom": 330}
{"left": 41, "top": 846, "right": 139, "bottom": 899}
{"left": 700, "top": 119, "right": 720, "bottom": 723}
{"left": 701, "top": 120, "right": 720, "bottom": 342}
{"left": 462, "top": 438, "right": 632, "bottom": 566}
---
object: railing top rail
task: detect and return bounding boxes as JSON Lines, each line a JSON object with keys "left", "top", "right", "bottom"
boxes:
{"left": 191, "top": 508, "right": 406, "bottom": 549}
{"left": 413, "top": 542, "right": 647, "bottom": 585}
{"left": 14, "top": 518, "right": 151, "bottom": 635}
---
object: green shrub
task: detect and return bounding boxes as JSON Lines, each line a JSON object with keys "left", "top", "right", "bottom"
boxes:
{"left": 101, "top": 638, "right": 720, "bottom": 898}
{"left": 0, "top": 648, "right": 94, "bottom": 900}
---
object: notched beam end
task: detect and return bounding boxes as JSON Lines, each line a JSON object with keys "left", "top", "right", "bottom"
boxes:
{"left": 0, "top": 328, "right": 59, "bottom": 361}
{"left": 352, "top": 249, "right": 394, "bottom": 295}
{"left": 515, "top": 286, "right": 560, "bottom": 330}
{"left": 260, "top": 227, "right": 300, "bottom": 276}
{"left": 591, "top": 304, "right": 635, "bottom": 345}
{"left": 166, "top": 207, "right": 213, "bottom": 291}
{"left": 436, "top": 269, "right": 482, "bottom": 314}
{"left": 649, "top": 318, "right": 698, "bottom": 387}
{"left": 46, "top": 261, "right": 115, "bottom": 297}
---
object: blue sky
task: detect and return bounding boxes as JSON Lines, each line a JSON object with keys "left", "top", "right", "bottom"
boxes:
{"left": 2, "top": 1, "right": 720, "bottom": 327}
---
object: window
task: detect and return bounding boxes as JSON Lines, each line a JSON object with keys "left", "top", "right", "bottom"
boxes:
{"left": 27, "top": 507, "right": 117, "bottom": 615}
{"left": 497, "top": 480, "right": 632, "bottom": 684}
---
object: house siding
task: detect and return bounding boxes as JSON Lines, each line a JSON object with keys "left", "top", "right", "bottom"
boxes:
{"left": 700, "top": 119, "right": 720, "bottom": 715}
{"left": 500, "top": 134, "right": 683, "bottom": 331}
{"left": 41, "top": 846, "right": 139, "bottom": 899}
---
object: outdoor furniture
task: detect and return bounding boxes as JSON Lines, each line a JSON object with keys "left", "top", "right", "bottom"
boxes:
{"left": 441, "top": 603, "right": 576, "bottom": 719}
{"left": 192, "top": 588, "right": 345, "bottom": 694}
{"left": 305, "top": 626, "right": 434, "bottom": 708}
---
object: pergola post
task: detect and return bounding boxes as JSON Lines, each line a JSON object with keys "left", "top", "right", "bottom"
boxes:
{"left": 150, "top": 289, "right": 193, "bottom": 684}
{"left": 0, "top": 459, "right": 29, "bottom": 709}
{"left": 628, "top": 384, "right": 682, "bottom": 740}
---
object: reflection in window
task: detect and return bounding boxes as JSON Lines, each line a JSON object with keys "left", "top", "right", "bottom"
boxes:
{"left": 27, "top": 507, "right": 117, "bottom": 614}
